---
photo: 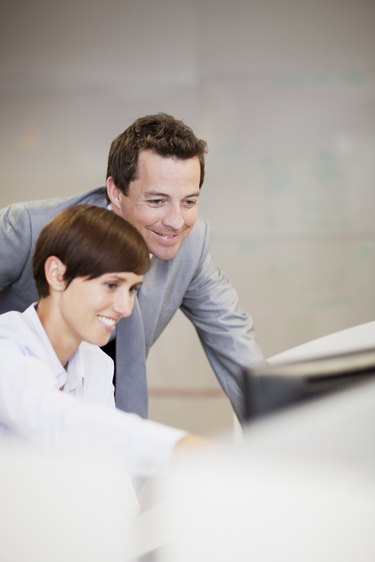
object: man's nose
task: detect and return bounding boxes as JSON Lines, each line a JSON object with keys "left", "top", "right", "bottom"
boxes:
{"left": 162, "top": 204, "right": 184, "bottom": 230}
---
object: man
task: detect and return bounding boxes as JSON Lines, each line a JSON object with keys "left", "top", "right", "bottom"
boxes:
{"left": 0, "top": 113, "right": 265, "bottom": 421}
{"left": 0, "top": 204, "right": 202, "bottom": 479}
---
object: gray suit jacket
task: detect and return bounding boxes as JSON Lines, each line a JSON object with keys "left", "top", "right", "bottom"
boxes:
{"left": 0, "top": 188, "right": 265, "bottom": 420}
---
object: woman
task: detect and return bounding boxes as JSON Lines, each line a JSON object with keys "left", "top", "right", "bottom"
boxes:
{"left": 0, "top": 204, "right": 201, "bottom": 479}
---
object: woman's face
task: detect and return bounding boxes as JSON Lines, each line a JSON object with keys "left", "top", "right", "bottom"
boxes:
{"left": 57, "top": 271, "right": 143, "bottom": 348}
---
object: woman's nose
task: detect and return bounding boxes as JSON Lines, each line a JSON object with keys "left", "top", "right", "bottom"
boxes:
{"left": 112, "top": 292, "right": 134, "bottom": 318}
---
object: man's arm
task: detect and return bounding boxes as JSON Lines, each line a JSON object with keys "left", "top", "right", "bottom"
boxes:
{"left": 0, "top": 189, "right": 108, "bottom": 305}
{"left": 0, "top": 203, "right": 33, "bottom": 291}
{"left": 181, "top": 222, "right": 266, "bottom": 421}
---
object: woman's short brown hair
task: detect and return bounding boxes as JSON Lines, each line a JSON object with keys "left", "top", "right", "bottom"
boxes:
{"left": 33, "top": 204, "right": 150, "bottom": 298}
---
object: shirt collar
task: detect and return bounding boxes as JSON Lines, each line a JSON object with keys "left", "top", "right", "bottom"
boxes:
{"left": 23, "top": 304, "right": 84, "bottom": 392}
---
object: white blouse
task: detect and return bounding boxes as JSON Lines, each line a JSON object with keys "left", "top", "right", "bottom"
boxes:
{"left": 0, "top": 304, "right": 185, "bottom": 478}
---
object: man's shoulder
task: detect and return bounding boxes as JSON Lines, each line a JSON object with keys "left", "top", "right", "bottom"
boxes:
{"left": 0, "top": 187, "right": 107, "bottom": 221}
{"left": 18, "top": 187, "right": 107, "bottom": 216}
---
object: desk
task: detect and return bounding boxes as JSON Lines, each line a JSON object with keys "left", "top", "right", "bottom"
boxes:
{"left": 164, "top": 322, "right": 375, "bottom": 561}
{"left": 269, "top": 320, "right": 375, "bottom": 364}
{"left": 164, "top": 374, "right": 375, "bottom": 561}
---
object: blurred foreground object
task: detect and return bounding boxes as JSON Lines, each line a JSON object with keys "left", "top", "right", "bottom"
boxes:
{"left": 0, "top": 441, "right": 139, "bottom": 562}
{"left": 164, "top": 350, "right": 375, "bottom": 561}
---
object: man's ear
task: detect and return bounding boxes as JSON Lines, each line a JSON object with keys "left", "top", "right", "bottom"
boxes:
{"left": 44, "top": 256, "right": 67, "bottom": 292}
{"left": 106, "top": 177, "right": 123, "bottom": 211}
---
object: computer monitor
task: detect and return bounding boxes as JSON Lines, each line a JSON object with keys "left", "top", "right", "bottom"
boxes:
{"left": 242, "top": 346, "right": 375, "bottom": 422}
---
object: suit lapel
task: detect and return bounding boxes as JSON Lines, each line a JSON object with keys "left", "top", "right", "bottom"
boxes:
{"left": 113, "top": 259, "right": 171, "bottom": 418}
{"left": 114, "top": 298, "right": 148, "bottom": 417}
{"left": 137, "top": 257, "right": 171, "bottom": 352}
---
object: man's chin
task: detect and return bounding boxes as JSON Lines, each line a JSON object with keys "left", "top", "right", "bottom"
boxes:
{"left": 151, "top": 244, "right": 180, "bottom": 261}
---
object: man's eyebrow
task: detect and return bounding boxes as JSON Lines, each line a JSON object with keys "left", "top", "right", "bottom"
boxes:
{"left": 143, "top": 191, "right": 168, "bottom": 197}
{"left": 143, "top": 191, "right": 200, "bottom": 198}
{"left": 184, "top": 191, "right": 200, "bottom": 198}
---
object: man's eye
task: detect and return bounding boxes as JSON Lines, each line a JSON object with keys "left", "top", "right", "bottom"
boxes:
{"left": 183, "top": 199, "right": 198, "bottom": 207}
{"left": 148, "top": 199, "right": 164, "bottom": 207}
{"left": 105, "top": 282, "right": 117, "bottom": 290}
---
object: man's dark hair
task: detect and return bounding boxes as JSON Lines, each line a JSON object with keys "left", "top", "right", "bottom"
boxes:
{"left": 33, "top": 204, "right": 150, "bottom": 298}
{"left": 106, "top": 113, "right": 207, "bottom": 195}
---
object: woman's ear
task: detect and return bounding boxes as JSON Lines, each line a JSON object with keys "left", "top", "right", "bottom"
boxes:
{"left": 44, "top": 256, "right": 67, "bottom": 292}
{"left": 106, "top": 176, "right": 122, "bottom": 211}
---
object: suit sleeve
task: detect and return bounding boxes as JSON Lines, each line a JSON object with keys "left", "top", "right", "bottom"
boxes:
{"left": 180, "top": 221, "right": 266, "bottom": 421}
{"left": 0, "top": 203, "right": 33, "bottom": 291}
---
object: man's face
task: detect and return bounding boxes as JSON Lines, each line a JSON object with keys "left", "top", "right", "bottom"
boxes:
{"left": 107, "top": 150, "right": 201, "bottom": 261}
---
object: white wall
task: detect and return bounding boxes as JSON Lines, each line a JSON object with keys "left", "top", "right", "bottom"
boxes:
{"left": 1, "top": 0, "right": 374, "bottom": 434}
